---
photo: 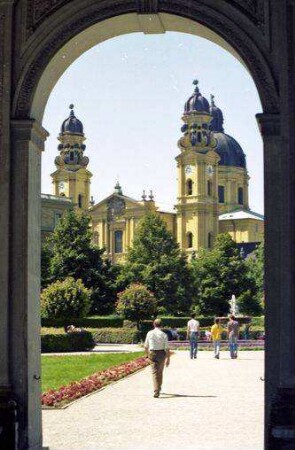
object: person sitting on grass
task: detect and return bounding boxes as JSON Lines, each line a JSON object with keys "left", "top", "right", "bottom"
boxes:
{"left": 170, "top": 327, "right": 180, "bottom": 340}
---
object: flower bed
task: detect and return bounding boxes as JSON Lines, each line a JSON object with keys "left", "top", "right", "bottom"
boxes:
{"left": 41, "top": 356, "right": 150, "bottom": 407}
{"left": 168, "top": 339, "right": 264, "bottom": 350}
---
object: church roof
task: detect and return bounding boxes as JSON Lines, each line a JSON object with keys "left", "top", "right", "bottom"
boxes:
{"left": 214, "top": 132, "right": 247, "bottom": 168}
{"left": 184, "top": 80, "right": 210, "bottom": 114}
{"left": 219, "top": 209, "right": 264, "bottom": 221}
{"left": 210, "top": 94, "right": 224, "bottom": 133}
{"left": 60, "top": 105, "right": 84, "bottom": 136}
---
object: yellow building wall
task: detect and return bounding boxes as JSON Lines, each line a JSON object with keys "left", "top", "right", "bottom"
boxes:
{"left": 218, "top": 166, "right": 249, "bottom": 213}
{"left": 219, "top": 218, "right": 264, "bottom": 243}
{"left": 90, "top": 197, "right": 176, "bottom": 264}
{"left": 52, "top": 168, "right": 92, "bottom": 210}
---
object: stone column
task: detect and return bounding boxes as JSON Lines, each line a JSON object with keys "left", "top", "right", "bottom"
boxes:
{"left": 256, "top": 113, "right": 295, "bottom": 450}
{"left": 9, "top": 119, "right": 48, "bottom": 450}
{"left": 0, "top": 2, "right": 18, "bottom": 448}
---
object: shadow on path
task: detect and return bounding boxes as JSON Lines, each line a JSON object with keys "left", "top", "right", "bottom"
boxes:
{"left": 160, "top": 393, "right": 217, "bottom": 399}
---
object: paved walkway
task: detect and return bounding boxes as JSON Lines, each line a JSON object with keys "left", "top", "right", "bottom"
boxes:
{"left": 43, "top": 351, "right": 264, "bottom": 450}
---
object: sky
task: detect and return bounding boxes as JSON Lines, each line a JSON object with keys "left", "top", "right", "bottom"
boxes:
{"left": 42, "top": 32, "right": 264, "bottom": 214}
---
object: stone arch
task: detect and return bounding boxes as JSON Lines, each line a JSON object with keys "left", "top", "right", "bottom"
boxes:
{"left": 12, "top": 4, "right": 279, "bottom": 121}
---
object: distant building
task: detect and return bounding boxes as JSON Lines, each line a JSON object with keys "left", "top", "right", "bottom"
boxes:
{"left": 41, "top": 193, "right": 73, "bottom": 241}
{"left": 46, "top": 80, "right": 264, "bottom": 261}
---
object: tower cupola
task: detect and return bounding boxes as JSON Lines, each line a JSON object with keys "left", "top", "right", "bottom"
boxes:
{"left": 178, "top": 80, "right": 217, "bottom": 151}
{"left": 184, "top": 80, "right": 210, "bottom": 114}
{"left": 210, "top": 94, "right": 224, "bottom": 133}
{"left": 60, "top": 104, "right": 84, "bottom": 136}
{"left": 54, "top": 105, "right": 89, "bottom": 171}
{"left": 113, "top": 181, "right": 123, "bottom": 196}
{"left": 51, "top": 105, "right": 92, "bottom": 210}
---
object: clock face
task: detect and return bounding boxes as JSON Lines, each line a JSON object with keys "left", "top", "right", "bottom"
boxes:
{"left": 58, "top": 182, "right": 65, "bottom": 190}
{"left": 185, "top": 165, "right": 193, "bottom": 175}
{"left": 206, "top": 165, "right": 214, "bottom": 176}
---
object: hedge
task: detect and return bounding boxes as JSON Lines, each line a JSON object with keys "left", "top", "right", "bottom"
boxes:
{"left": 250, "top": 316, "right": 265, "bottom": 327}
{"left": 41, "top": 315, "right": 264, "bottom": 335}
{"left": 41, "top": 316, "right": 124, "bottom": 329}
{"left": 41, "top": 331, "right": 95, "bottom": 353}
{"left": 90, "top": 328, "right": 141, "bottom": 344}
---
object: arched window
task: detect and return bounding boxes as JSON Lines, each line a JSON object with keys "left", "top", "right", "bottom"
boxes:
{"left": 197, "top": 132, "right": 202, "bottom": 142}
{"left": 114, "top": 230, "right": 123, "bottom": 254}
{"left": 78, "top": 194, "right": 83, "bottom": 208}
{"left": 218, "top": 185, "right": 225, "bottom": 203}
{"left": 186, "top": 179, "right": 193, "bottom": 195}
{"left": 187, "top": 232, "right": 193, "bottom": 248}
{"left": 208, "top": 232, "right": 213, "bottom": 249}
{"left": 207, "top": 180, "right": 212, "bottom": 196}
{"left": 238, "top": 187, "right": 244, "bottom": 205}
{"left": 70, "top": 151, "right": 74, "bottom": 161}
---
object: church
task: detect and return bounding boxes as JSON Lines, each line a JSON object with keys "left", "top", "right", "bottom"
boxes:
{"left": 42, "top": 80, "right": 264, "bottom": 263}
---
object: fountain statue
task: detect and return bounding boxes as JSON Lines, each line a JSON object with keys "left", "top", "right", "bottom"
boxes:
{"left": 229, "top": 294, "right": 239, "bottom": 316}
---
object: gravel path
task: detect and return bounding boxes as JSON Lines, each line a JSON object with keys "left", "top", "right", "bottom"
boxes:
{"left": 43, "top": 350, "right": 264, "bottom": 450}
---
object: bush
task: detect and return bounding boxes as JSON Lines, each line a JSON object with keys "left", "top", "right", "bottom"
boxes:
{"left": 90, "top": 328, "right": 141, "bottom": 344}
{"left": 41, "top": 315, "right": 124, "bottom": 329}
{"left": 41, "top": 277, "right": 92, "bottom": 319}
{"left": 251, "top": 316, "right": 265, "bottom": 327}
{"left": 41, "top": 330, "right": 95, "bottom": 352}
{"left": 116, "top": 284, "right": 157, "bottom": 329}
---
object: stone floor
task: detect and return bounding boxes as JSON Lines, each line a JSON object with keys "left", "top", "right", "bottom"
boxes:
{"left": 43, "top": 350, "right": 264, "bottom": 450}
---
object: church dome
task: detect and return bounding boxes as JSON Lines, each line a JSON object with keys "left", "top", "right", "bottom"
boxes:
{"left": 210, "top": 95, "right": 224, "bottom": 132}
{"left": 60, "top": 105, "right": 84, "bottom": 135}
{"left": 214, "top": 132, "right": 246, "bottom": 168}
{"left": 184, "top": 80, "right": 210, "bottom": 114}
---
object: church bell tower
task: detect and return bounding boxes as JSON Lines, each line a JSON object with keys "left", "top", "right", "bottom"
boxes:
{"left": 51, "top": 105, "right": 92, "bottom": 210}
{"left": 175, "top": 80, "right": 220, "bottom": 254}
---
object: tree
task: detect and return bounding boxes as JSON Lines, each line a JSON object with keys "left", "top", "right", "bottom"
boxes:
{"left": 41, "top": 277, "right": 91, "bottom": 319}
{"left": 191, "top": 233, "right": 259, "bottom": 316}
{"left": 246, "top": 242, "right": 264, "bottom": 310}
{"left": 41, "top": 242, "right": 53, "bottom": 289}
{"left": 118, "top": 213, "right": 194, "bottom": 315}
{"left": 43, "top": 209, "right": 118, "bottom": 314}
{"left": 116, "top": 283, "right": 157, "bottom": 329}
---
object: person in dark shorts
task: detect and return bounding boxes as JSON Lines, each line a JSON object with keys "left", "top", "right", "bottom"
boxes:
{"left": 227, "top": 315, "right": 239, "bottom": 359}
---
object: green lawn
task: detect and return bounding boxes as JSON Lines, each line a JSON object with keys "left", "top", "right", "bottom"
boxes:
{"left": 41, "top": 352, "right": 144, "bottom": 393}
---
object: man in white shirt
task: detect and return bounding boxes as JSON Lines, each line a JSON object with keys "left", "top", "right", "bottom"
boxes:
{"left": 187, "top": 313, "right": 200, "bottom": 359}
{"left": 144, "top": 318, "right": 170, "bottom": 398}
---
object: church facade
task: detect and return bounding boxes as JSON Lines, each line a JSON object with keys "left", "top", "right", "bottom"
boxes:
{"left": 45, "top": 80, "right": 264, "bottom": 262}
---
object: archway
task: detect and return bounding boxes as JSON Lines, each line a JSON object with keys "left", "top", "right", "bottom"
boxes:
{"left": 1, "top": 2, "right": 293, "bottom": 450}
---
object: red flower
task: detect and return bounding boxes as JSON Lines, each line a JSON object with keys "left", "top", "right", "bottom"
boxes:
{"left": 41, "top": 357, "right": 150, "bottom": 407}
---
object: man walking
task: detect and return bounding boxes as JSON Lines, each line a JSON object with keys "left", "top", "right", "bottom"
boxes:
{"left": 227, "top": 314, "right": 239, "bottom": 359}
{"left": 187, "top": 313, "right": 200, "bottom": 359}
{"left": 144, "top": 319, "right": 170, "bottom": 398}
{"left": 210, "top": 318, "right": 223, "bottom": 359}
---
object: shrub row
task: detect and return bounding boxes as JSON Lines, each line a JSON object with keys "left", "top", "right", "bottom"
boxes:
{"left": 250, "top": 316, "right": 264, "bottom": 327}
{"left": 41, "top": 315, "right": 264, "bottom": 330}
{"left": 41, "top": 331, "right": 95, "bottom": 353}
{"left": 40, "top": 324, "right": 265, "bottom": 351}
{"left": 89, "top": 328, "right": 141, "bottom": 344}
{"left": 41, "top": 316, "right": 124, "bottom": 329}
